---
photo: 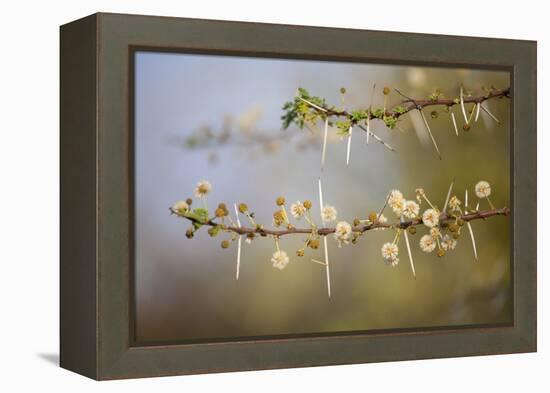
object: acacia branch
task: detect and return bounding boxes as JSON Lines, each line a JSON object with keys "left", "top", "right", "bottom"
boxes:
{"left": 172, "top": 207, "right": 510, "bottom": 237}
{"left": 304, "top": 87, "right": 509, "bottom": 122}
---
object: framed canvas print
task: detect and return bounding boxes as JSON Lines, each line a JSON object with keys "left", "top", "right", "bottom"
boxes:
{"left": 60, "top": 13, "right": 537, "bottom": 380}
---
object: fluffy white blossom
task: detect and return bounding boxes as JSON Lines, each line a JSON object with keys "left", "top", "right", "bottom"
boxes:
{"left": 290, "top": 201, "right": 306, "bottom": 219}
{"left": 334, "top": 221, "right": 352, "bottom": 247}
{"left": 448, "top": 195, "right": 461, "bottom": 211}
{"left": 271, "top": 250, "right": 290, "bottom": 270}
{"left": 419, "top": 234, "right": 436, "bottom": 253}
{"left": 441, "top": 234, "right": 457, "bottom": 251}
{"left": 321, "top": 205, "right": 337, "bottom": 222}
{"left": 422, "top": 208, "right": 440, "bottom": 228}
{"left": 194, "top": 180, "right": 212, "bottom": 198}
{"left": 172, "top": 200, "right": 189, "bottom": 214}
{"left": 388, "top": 190, "right": 405, "bottom": 216}
{"left": 378, "top": 214, "right": 388, "bottom": 224}
{"left": 381, "top": 242, "right": 399, "bottom": 264}
{"left": 402, "top": 200, "right": 420, "bottom": 219}
{"left": 475, "top": 181, "right": 491, "bottom": 198}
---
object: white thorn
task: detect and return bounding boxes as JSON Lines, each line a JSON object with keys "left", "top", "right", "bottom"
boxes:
{"left": 451, "top": 111, "right": 459, "bottom": 136}
{"left": 311, "top": 259, "right": 327, "bottom": 266}
{"left": 475, "top": 102, "right": 481, "bottom": 122}
{"left": 480, "top": 103, "right": 501, "bottom": 125}
{"left": 403, "top": 229, "right": 416, "bottom": 279}
{"left": 419, "top": 109, "right": 441, "bottom": 159}
{"left": 298, "top": 96, "right": 327, "bottom": 113}
{"left": 321, "top": 118, "right": 328, "bottom": 170}
{"left": 233, "top": 203, "right": 242, "bottom": 280}
{"left": 460, "top": 87, "right": 468, "bottom": 124}
{"left": 443, "top": 181, "right": 454, "bottom": 213}
{"left": 318, "top": 178, "right": 324, "bottom": 212}
{"left": 323, "top": 236, "right": 331, "bottom": 298}
{"left": 467, "top": 221, "right": 478, "bottom": 261}
{"left": 346, "top": 126, "right": 353, "bottom": 167}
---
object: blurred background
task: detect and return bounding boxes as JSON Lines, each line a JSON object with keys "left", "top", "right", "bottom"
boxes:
{"left": 134, "top": 51, "right": 511, "bottom": 344}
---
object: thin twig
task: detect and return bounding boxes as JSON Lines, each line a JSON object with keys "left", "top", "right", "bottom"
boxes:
{"left": 172, "top": 207, "right": 510, "bottom": 237}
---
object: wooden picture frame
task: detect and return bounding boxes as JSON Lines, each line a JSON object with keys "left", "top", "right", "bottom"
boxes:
{"left": 60, "top": 12, "right": 537, "bottom": 380}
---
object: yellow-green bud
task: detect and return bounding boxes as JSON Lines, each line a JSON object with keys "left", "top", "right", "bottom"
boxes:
{"left": 221, "top": 240, "right": 230, "bottom": 249}
{"left": 307, "top": 239, "right": 320, "bottom": 250}
{"left": 448, "top": 223, "right": 459, "bottom": 232}
{"left": 303, "top": 200, "right": 312, "bottom": 210}
{"left": 276, "top": 196, "right": 285, "bottom": 206}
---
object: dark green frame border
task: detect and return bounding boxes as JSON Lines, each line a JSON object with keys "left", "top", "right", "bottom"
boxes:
{"left": 60, "top": 12, "right": 536, "bottom": 380}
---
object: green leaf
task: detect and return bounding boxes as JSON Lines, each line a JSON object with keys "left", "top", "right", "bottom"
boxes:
{"left": 383, "top": 115, "right": 398, "bottom": 129}
{"left": 392, "top": 105, "right": 407, "bottom": 115}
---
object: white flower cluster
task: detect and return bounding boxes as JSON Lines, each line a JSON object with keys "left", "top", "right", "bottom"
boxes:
{"left": 290, "top": 201, "right": 306, "bottom": 219}
{"left": 321, "top": 205, "right": 337, "bottom": 222}
{"left": 441, "top": 234, "right": 457, "bottom": 251}
{"left": 172, "top": 200, "right": 189, "bottom": 214}
{"left": 271, "top": 250, "right": 290, "bottom": 270}
{"left": 419, "top": 235, "right": 436, "bottom": 253}
{"left": 422, "top": 208, "right": 440, "bottom": 228}
{"left": 388, "top": 189, "right": 419, "bottom": 219}
{"left": 194, "top": 180, "right": 212, "bottom": 198}
{"left": 334, "top": 221, "right": 352, "bottom": 247}
{"left": 475, "top": 181, "right": 491, "bottom": 199}
{"left": 381, "top": 242, "right": 399, "bottom": 267}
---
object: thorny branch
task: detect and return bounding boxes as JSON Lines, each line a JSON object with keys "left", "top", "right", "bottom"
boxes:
{"left": 282, "top": 86, "right": 510, "bottom": 159}
{"left": 171, "top": 206, "right": 510, "bottom": 237}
